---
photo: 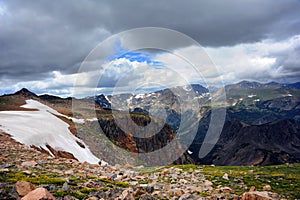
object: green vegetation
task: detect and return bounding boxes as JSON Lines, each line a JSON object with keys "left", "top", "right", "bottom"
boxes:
{"left": 115, "top": 181, "right": 129, "bottom": 188}
{"left": 1, "top": 163, "right": 299, "bottom": 199}
{"left": 0, "top": 171, "right": 65, "bottom": 185}
{"left": 54, "top": 190, "right": 88, "bottom": 200}
{"left": 0, "top": 96, "right": 29, "bottom": 111}
{"left": 200, "top": 164, "right": 300, "bottom": 199}
{"left": 199, "top": 191, "right": 210, "bottom": 197}
{"left": 227, "top": 88, "right": 300, "bottom": 102}
{"left": 136, "top": 163, "right": 300, "bottom": 199}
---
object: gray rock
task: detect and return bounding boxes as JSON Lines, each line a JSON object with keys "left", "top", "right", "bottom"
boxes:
{"left": 0, "top": 183, "right": 19, "bottom": 200}
{"left": 222, "top": 173, "right": 229, "bottom": 180}
{"left": 0, "top": 163, "right": 10, "bottom": 169}
{"left": 139, "top": 194, "right": 158, "bottom": 200}
{"left": 62, "top": 182, "right": 69, "bottom": 191}
{"left": 64, "top": 195, "right": 79, "bottom": 200}
{"left": 178, "top": 193, "right": 197, "bottom": 200}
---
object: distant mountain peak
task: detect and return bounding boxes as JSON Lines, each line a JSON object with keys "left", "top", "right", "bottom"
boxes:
{"left": 237, "top": 80, "right": 262, "bottom": 88}
{"left": 14, "top": 88, "right": 37, "bottom": 97}
{"left": 266, "top": 81, "right": 279, "bottom": 85}
{"left": 227, "top": 80, "right": 285, "bottom": 90}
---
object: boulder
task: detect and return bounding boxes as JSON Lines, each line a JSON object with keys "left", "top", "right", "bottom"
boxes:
{"left": 139, "top": 194, "right": 158, "bottom": 200}
{"left": 249, "top": 186, "right": 256, "bottom": 192}
{"left": 16, "top": 181, "right": 36, "bottom": 197}
{"left": 263, "top": 185, "right": 272, "bottom": 191}
{"left": 242, "top": 191, "right": 280, "bottom": 200}
{"left": 21, "top": 161, "right": 37, "bottom": 167}
{"left": 220, "top": 186, "right": 233, "bottom": 193}
{"left": 222, "top": 173, "right": 229, "bottom": 180}
{"left": 117, "top": 189, "right": 134, "bottom": 200}
{"left": 21, "top": 187, "right": 55, "bottom": 200}
{"left": 176, "top": 189, "right": 185, "bottom": 197}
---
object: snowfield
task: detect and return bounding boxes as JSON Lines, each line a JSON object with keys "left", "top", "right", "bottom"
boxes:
{"left": 0, "top": 99, "right": 100, "bottom": 164}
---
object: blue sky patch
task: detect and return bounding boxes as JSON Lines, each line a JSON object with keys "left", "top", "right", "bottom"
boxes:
{"left": 108, "top": 40, "right": 163, "bottom": 66}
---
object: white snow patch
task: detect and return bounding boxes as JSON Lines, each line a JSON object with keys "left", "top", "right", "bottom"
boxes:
{"left": 247, "top": 94, "right": 256, "bottom": 98}
{"left": 182, "top": 85, "right": 192, "bottom": 91}
{"left": 0, "top": 99, "right": 100, "bottom": 164}
{"left": 145, "top": 93, "right": 153, "bottom": 97}
{"left": 135, "top": 94, "right": 144, "bottom": 99}
{"left": 187, "top": 150, "right": 193, "bottom": 154}
{"left": 126, "top": 97, "right": 132, "bottom": 105}
{"left": 86, "top": 118, "right": 98, "bottom": 122}
{"left": 70, "top": 118, "right": 85, "bottom": 124}
{"left": 105, "top": 95, "right": 111, "bottom": 104}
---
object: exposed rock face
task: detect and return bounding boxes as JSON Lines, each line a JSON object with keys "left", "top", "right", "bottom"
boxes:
{"left": 98, "top": 115, "right": 175, "bottom": 153}
{"left": 94, "top": 94, "right": 111, "bottom": 109}
{"left": 260, "top": 96, "right": 300, "bottom": 111}
{"left": 46, "top": 144, "right": 78, "bottom": 161}
{"left": 14, "top": 88, "right": 37, "bottom": 98}
{"left": 193, "top": 119, "right": 300, "bottom": 166}
{"left": 91, "top": 115, "right": 194, "bottom": 166}
{"left": 21, "top": 188, "right": 56, "bottom": 200}
{"left": 30, "top": 145, "right": 51, "bottom": 156}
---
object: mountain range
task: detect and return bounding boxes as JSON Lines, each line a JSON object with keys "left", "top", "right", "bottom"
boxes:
{"left": 0, "top": 80, "right": 300, "bottom": 166}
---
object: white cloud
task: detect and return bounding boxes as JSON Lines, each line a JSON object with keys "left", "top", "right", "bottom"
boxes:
{"left": 2, "top": 35, "right": 299, "bottom": 97}
{"left": 206, "top": 35, "right": 300, "bottom": 83}
{"left": 99, "top": 57, "right": 190, "bottom": 95}
{"left": 152, "top": 34, "right": 300, "bottom": 86}
{"left": 0, "top": 1, "right": 7, "bottom": 16}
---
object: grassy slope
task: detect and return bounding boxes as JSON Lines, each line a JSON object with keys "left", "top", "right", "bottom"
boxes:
{"left": 227, "top": 88, "right": 300, "bottom": 102}
{"left": 0, "top": 96, "right": 38, "bottom": 111}
{"left": 1, "top": 163, "right": 299, "bottom": 199}
{"left": 171, "top": 164, "right": 300, "bottom": 199}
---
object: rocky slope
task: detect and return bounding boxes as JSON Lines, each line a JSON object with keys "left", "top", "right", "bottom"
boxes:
{"left": 191, "top": 118, "right": 300, "bottom": 166}
{"left": 78, "top": 114, "right": 194, "bottom": 166}
{"left": 1, "top": 131, "right": 299, "bottom": 200}
{"left": 0, "top": 89, "right": 193, "bottom": 166}
{"left": 90, "top": 81, "right": 300, "bottom": 166}
{"left": 1, "top": 82, "right": 300, "bottom": 167}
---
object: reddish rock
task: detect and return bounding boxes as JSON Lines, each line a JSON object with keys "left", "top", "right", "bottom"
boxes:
{"left": 160, "top": 169, "right": 170, "bottom": 175}
{"left": 16, "top": 181, "right": 36, "bottom": 197}
{"left": 21, "top": 187, "right": 55, "bottom": 200}
{"left": 134, "top": 188, "right": 145, "bottom": 197}
{"left": 124, "top": 163, "right": 134, "bottom": 169}
{"left": 242, "top": 191, "right": 280, "bottom": 200}
{"left": 30, "top": 145, "right": 51, "bottom": 156}
{"left": 220, "top": 186, "right": 233, "bottom": 193}
{"left": 176, "top": 189, "right": 184, "bottom": 197}
{"left": 118, "top": 189, "right": 134, "bottom": 200}
{"left": 263, "top": 185, "right": 272, "bottom": 191}
{"left": 45, "top": 144, "right": 78, "bottom": 161}
{"left": 249, "top": 186, "right": 256, "bottom": 192}
{"left": 21, "top": 160, "right": 37, "bottom": 167}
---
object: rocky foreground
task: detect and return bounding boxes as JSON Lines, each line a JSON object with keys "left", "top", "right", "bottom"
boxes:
{"left": 0, "top": 131, "right": 298, "bottom": 200}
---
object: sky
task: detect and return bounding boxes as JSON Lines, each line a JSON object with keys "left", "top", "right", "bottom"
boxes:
{"left": 0, "top": 0, "right": 300, "bottom": 97}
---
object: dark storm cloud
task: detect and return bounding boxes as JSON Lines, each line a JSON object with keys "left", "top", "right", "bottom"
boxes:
{"left": 0, "top": 0, "right": 300, "bottom": 94}
{"left": 107, "top": 0, "right": 300, "bottom": 46}
{"left": 269, "top": 37, "right": 300, "bottom": 82}
{"left": 0, "top": 0, "right": 112, "bottom": 82}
